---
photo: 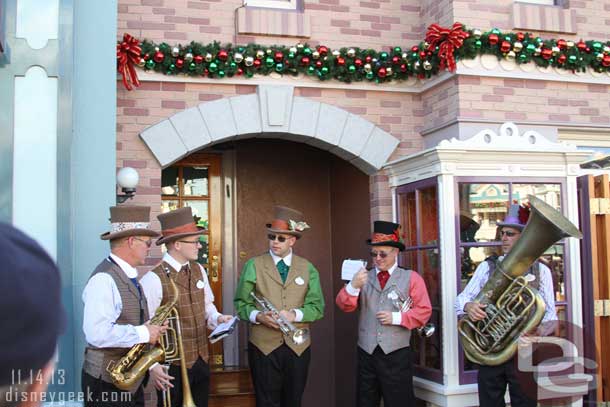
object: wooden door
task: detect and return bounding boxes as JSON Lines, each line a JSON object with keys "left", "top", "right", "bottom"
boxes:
{"left": 161, "top": 153, "right": 225, "bottom": 366}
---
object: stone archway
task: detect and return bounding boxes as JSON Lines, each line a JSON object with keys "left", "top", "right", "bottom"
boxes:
{"left": 140, "top": 85, "right": 399, "bottom": 175}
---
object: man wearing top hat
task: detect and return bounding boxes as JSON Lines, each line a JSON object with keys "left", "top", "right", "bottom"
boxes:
{"left": 454, "top": 203, "right": 558, "bottom": 407}
{"left": 234, "top": 205, "right": 325, "bottom": 407}
{"left": 138, "top": 206, "right": 232, "bottom": 407}
{"left": 335, "top": 220, "right": 432, "bottom": 407}
{"left": 82, "top": 206, "right": 167, "bottom": 407}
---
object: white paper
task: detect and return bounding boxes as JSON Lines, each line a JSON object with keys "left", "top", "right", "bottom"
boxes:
{"left": 341, "top": 259, "right": 367, "bottom": 281}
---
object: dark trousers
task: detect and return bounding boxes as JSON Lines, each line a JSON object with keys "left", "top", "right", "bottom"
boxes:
{"left": 477, "top": 359, "right": 537, "bottom": 407}
{"left": 356, "top": 346, "right": 415, "bottom": 407}
{"left": 156, "top": 357, "right": 210, "bottom": 407}
{"left": 82, "top": 371, "right": 144, "bottom": 407}
{"left": 248, "top": 344, "right": 311, "bottom": 407}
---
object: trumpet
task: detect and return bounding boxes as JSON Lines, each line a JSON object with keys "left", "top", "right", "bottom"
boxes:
{"left": 250, "top": 292, "right": 310, "bottom": 345}
{"left": 386, "top": 284, "right": 435, "bottom": 337}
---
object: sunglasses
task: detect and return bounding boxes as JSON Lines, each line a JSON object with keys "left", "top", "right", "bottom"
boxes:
{"left": 500, "top": 230, "right": 519, "bottom": 237}
{"left": 133, "top": 237, "right": 153, "bottom": 247}
{"left": 268, "top": 234, "right": 290, "bottom": 243}
{"left": 370, "top": 251, "right": 390, "bottom": 259}
{"left": 179, "top": 240, "right": 201, "bottom": 245}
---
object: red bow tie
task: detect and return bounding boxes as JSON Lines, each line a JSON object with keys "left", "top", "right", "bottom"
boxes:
{"left": 377, "top": 270, "right": 390, "bottom": 290}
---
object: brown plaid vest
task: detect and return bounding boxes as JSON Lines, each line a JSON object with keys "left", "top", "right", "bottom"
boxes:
{"left": 83, "top": 258, "right": 150, "bottom": 393}
{"left": 152, "top": 260, "right": 209, "bottom": 368}
{"left": 249, "top": 254, "right": 311, "bottom": 356}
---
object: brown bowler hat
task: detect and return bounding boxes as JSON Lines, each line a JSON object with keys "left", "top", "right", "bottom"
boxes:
{"left": 266, "top": 205, "right": 310, "bottom": 239}
{"left": 156, "top": 207, "right": 205, "bottom": 246}
{"left": 100, "top": 206, "right": 160, "bottom": 240}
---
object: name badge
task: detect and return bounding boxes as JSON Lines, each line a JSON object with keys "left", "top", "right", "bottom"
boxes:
{"left": 295, "top": 277, "right": 305, "bottom": 286}
{"left": 196, "top": 280, "right": 205, "bottom": 289}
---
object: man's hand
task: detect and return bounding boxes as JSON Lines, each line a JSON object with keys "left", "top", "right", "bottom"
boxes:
{"left": 351, "top": 268, "right": 368, "bottom": 289}
{"left": 256, "top": 311, "right": 280, "bottom": 329}
{"left": 150, "top": 365, "right": 174, "bottom": 391}
{"left": 464, "top": 302, "right": 487, "bottom": 321}
{"left": 145, "top": 320, "right": 169, "bottom": 344}
{"left": 279, "top": 310, "right": 296, "bottom": 323}
{"left": 376, "top": 311, "right": 393, "bottom": 325}
{"left": 217, "top": 314, "right": 233, "bottom": 324}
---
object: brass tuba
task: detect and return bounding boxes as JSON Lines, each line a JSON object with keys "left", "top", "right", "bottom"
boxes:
{"left": 458, "top": 195, "right": 582, "bottom": 366}
{"left": 107, "top": 272, "right": 196, "bottom": 407}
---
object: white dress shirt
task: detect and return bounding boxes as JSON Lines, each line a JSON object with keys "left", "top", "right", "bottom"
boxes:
{"left": 345, "top": 261, "right": 403, "bottom": 325}
{"left": 248, "top": 250, "right": 304, "bottom": 324}
{"left": 82, "top": 254, "right": 150, "bottom": 348}
{"left": 454, "top": 256, "right": 558, "bottom": 322}
{"left": 139, "top": 252, "right": 222, "bottom": 330}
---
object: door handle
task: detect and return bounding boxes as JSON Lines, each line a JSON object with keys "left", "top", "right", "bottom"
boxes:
{"left": 210, "top": 255, "right": 219, "bottom": 282}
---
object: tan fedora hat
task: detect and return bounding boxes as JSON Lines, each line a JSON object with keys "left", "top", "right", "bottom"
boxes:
{"left": 100, "top": 206, "right": 160, "bottom": 240}
{"left": 266, "top": 205, "right": 310, "bottom": 239}
{"left": 156, "top": 207, "right": 205, "bottom": 246}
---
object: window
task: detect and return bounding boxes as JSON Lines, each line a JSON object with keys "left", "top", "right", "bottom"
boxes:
{"left": 515, "top": 0, "right": 555, "bottom": 4}
{"left": 244, "top": 0, "right": 299, "bottom": 10}
{"left": 456, "top": 179, "right": 568, "bottom": 383}
{"left": 396, "top": 178, "right": 442, "bottom": 383}
{"left": 161, "top": 165, "right": 210, "bottom": 265}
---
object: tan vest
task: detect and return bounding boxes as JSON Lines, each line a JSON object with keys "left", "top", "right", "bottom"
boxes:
{"left": 152, "top": 260, "right": 209, "bottom": 368}
{"left": 83, "top": 259, "right": 150, "bottom": 393}
{"left": 250, "top": 254, "right": 311, "bottom": 356}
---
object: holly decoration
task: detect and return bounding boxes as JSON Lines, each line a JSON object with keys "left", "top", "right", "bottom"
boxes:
{"left": 117, "top": 24, "right": 610, "bottom": 91}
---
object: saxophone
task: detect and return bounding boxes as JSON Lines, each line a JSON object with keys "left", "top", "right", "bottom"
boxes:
{"left": 107, "top": 273, "right": 179, "bottom": 391}
{"left": 458, "top": 195, "right": 582, "bottom": 366}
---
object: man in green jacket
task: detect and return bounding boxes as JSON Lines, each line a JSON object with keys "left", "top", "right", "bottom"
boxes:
{"left": 234, "top": 205, "right": 325, "bottom": 407}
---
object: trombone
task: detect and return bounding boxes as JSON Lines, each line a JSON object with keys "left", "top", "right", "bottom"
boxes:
{"left": 250, "top": 292, "right": 310, "bottom": 345}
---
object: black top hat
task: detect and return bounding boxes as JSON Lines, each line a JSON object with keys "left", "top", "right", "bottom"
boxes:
{"left": 367, "top": 220, "right": 405, "bottom": 251}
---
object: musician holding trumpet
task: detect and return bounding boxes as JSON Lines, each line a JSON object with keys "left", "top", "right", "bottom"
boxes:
{"left": 335, "top": 221, "right": 432, "bottom": 407}
{"left": 234, "top": 205, "right": 325, "bottom": 407}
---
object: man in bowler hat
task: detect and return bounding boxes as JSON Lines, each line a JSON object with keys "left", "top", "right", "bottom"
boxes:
{"left": 81, "top": 206, "right": 167, "bottom": 406}
{"left": 0, "top": 223, "right": 65, "bottom": 407}
{"left": 140, "top": 206, "right": 233, "bottom": 407}
{"left": 234, "top": 205, "right": 325, "bottom": 407}
{"left": 336, "top": 220, "right": 432, "bottom": 407}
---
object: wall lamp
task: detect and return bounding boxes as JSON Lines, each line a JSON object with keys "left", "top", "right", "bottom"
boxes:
{"left": 116, "top": 167, "right": 139, "bottom": 204}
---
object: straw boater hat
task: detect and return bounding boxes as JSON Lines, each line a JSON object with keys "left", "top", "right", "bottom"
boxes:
{"left": 367, "top": 220, "right": 406, "bottom": 251}
{"left": 156, "top": 206, "right": 205, "bottom": 246}
{"left": 497, "top": 203, "right": 531, "bottom": 231}
{"left": 100, "top": 206, "right": 160, "bottom": 240}
{"left": 266, "top": 205, "right": 310, "bottom": 239}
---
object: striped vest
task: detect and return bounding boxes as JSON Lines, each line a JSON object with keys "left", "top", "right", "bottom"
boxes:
{"left": 83, "top": 259, "right": 150, "bottom": 393}
{"left": 151, "top": 260, "right": 209, "bottom": 367}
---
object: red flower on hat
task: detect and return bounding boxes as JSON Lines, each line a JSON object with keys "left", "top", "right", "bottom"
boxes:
{"left": 518, "top": 204, "right": 531, "bottom": 225}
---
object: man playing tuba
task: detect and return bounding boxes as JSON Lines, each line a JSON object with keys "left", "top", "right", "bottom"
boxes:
{"left": 140, "top": 207, "right": 232, "bottom": 407}
{"left": 454, "top": 203, "right": 558, "bottom": 407}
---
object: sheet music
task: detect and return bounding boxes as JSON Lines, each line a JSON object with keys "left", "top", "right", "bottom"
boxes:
{"left": 341, "top": 259, "right": 367, "bottom": 281}
{"left": 208, "top": 316, "right": 238, "bottom": 343}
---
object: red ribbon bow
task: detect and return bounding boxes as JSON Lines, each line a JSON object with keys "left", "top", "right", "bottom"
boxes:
{"left": 117, "top": 33, "right": 142, "bottom": 91}
{"left": 425, "top": 22, "right": 469, "bottom": 72}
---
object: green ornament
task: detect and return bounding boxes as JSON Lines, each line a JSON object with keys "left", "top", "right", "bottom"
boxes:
{"left": 265, "top": 57, "right": 274, "bottom": 67}
{"left": 321, "top": 66, "right": 329, "bottom": 75}
{"left": 218, "top": 70, "right": 225, "bottom": 78}
{"left": 209, "top": 62, "right": 218, "bottom": 72}
{"left": 169, "top": 63, "right": 176, "bottom": 71}
{"left": 518, "top": 54, "right": 527, "bottom": 62}
{"left": 366, "top": 71, "right": 374, "bottom": 80}
{"left": 380, "top": 52, "right": 388, "bottom": 60}
{"left": 230, "top": 62, "right": 237, "bottom": 69}
{"left": 475, "top": 40, "right": 482, "bottom": 49}
{"left": 568, "top": 55, "right": 577, "bottom": 63}
{"left": 275, "top": 63, "right": 284, "bottom": 72}
{"left": 188, "top": 62, "right": 196, "bottom": 71}
{"left": 593, "top": 42, "right": 602, "bottom": 51}
{"left": 246, "top": 71, "right": 254, "bottom": 78}
{"left": 303, "top": 47, "right": 312, "bottom": 56}
{"left": 491, "top": 28, "right": 501, "bottom": 35}
{"left": 145, "top": 60, "right": 155, "bottom": 69}
{"left": 238, "top": 47, "right": 245, "bottom": 53}
{"left": 535, "top": 37, "right": 543, "bottom": 44}
{"left": 348, "top": 65, "right": 356, "bottom": 73}
{"left": 393, "top": 47, "right": 402, "bottom": 54}
{"left": 526, "top": 43, "right": 536, "bottom": 53}
{"left": 307, "top": 66, "right": 315, "bottom": 75}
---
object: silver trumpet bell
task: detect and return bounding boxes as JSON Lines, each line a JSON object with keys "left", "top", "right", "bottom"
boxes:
{"left": 250, "top": 292, "right": 310, "bottom": 345}
{"left": 387, "top": 284, "right": 435, "bottom": 338}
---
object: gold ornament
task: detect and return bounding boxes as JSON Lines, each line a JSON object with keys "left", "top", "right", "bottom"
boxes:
{"left": 402, "top": 52, "right": 408, "bottom": 61}
{"left": 423, "top": 42, "right": 430, "bottom": 49}
{"left": 184, "top": 53, "right": 193, "bottom": 62}
{"left": 604, "top": 46, "right": 610, "bottom": 54}
{"left": 552, "top": 46, "right": 560, "bottom": 56}
{"left": 596, "top": 53, "right": 604, "bottom": 61}
{"left": 289, "top": 46, "right": 297, "bottom": 54}
{"left": 513, "top": 42, "right": 523, "bottom": 52}
{"left": 296, "top": 43, "right": 304, "bottom": 50}
{"left": 332, "top": 49, "right": 340, "bottom": 57}
{"left": 472, "top": 29, "right": 482, "bottom": 39}
{"left": 386, "top": 67, "right": 393, "bottom": 76}
{"left": 171, "top": 47, "right": 180, "bottom": 57}
{"left": 155, "top": 46, "right": 160, "bottom": 52}
{"left": 364, "top": 63, "right": 372, "bottom": 73}
{"left": 423, "top": 61, "right": 432, "bottom": 70}
{"left": 312, "top": 51, "right": 320, "bottom": 59}
{"left": 347, "top": 48, "right": 356, "bottom": 58}
{"left": 414, "top": 61, "right": 421, "bottom": 70}
{"left": 566, "top": 41, "right": 575, "bottom": 48}
{"left": 137, "top": 59, "right": 145, "bottom": 67}
{"left": 506, "top": 51, "right": 516, "bottom": 60}
{"left": 245, "top": 56, "right": 254, "bottom": 66}
{"left": 266, "top": 48, "right": 272, "bottom": 55}
{"left": 534, "top": 47, "right": 541, "bottom": 56}
{"left": 256, "top": 50, "right": 265, "bottom": 59}
{"left": 234, "top": 52, "right": 244, "bottom": 63}
{"left": 205, "top": 53, "right": 213, "bottom": 62}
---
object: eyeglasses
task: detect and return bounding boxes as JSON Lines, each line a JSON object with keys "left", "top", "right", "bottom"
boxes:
{"left": 179, "top": 240, "right": 201, "bottom": 246}
{"left": 370, "top": 251, "right": 390, "bottom": 259}
{"left": 133, "top": 237, "right": 153, "bottom": 247}
{"left": 500, "top": 231, "right": 520, "bottom": 237}
{"left": 268, "top": 234, "right": 290, "bottom": 243}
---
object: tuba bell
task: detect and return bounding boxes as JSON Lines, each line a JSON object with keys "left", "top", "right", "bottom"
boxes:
{"left": 458, "top": 195, "right": 582, "bottom": 366}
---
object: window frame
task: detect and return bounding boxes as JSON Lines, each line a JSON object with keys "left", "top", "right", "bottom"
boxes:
{"left": 454, "top": 176, "right": 570, "bottom": 385}
{"left": 243, "top": 0, "right": 300, "bottom": 10}
{"left": 514, "top": 0, "right": 555, "bottom": 5}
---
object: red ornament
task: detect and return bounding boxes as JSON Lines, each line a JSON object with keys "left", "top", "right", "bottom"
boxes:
{"left": 516, "top": 32, "right": 525, "bottom": 42}
{"left": 488, "top": 34, "right": 499, "bottom": 45}
{"left": 315, "top": 60, "right": 323, "bottom": 68}
{"left": 603, "top": 55, "right": 610, "bottom": 67}
{"left": 558, "top": 54, "right": 567, "bottom": 64}
{"left": 392, "top": 56, "right": 400, "bottom": 64}
{"left": 218, "top": 50, "right": 228, "bottom": 61}
{"left": 419, "top": 51, "right": 427, "bottom": 59}
{"left": 153, "top": 51, "right": 165, "bottom": 63}
{"left": 365, "top": 55, "right": 372, "bottom": 63}
{"left": 354, "top": 58, "right": 363, "bottom": 67}
{"left": 274, "top": 51, "right": 283, "bottom": 62}
{"left": 378, "top": 67, "right": 387, "bottom": 78}
{"left": 117, "top": 33, "right": 142, "bottom": 91}
{"left": 586, "top": 47, "right": 591, "bottom": 53}
{"left": 301, "top": 56, "right": 310, "bottom": 66}
{"left": 541, "top": 48, "right": 553, "bottom": 60}
{"left": 500, "top": 41, "right": 511, "bottom": 53}
{"left": 194, "top": 55, "right": 203, "bottom": 64}
{"left": 253, "top": 59, "right": 261, "bottom": 68}
{"left": 143, "top": 53, "right": 150, "bottom": 61}
{"left": 400, "top": 63, "right": 407, "bottom": 72}
{"left": 237, "top": 68, "right": 244, "bottom": 75}
{"left": 411, "top": 46, "right": 419, "bottom": 52}
{"left": 577, "top": 41, "right": 587, "bottom": 51}
{"left": 337, "top": 57, "right": 345, "bottom": 65}
{"left": 176, "top": 59, "right": 184, "bottom": 69}
{"left": 424, "top": 22, "right": 469, "bottom": 72}
{"left": 318, "top": 46, "right": 329, "bottom": 56}
{"left": 557, "top": 39, "right": 567, "bottom": 49}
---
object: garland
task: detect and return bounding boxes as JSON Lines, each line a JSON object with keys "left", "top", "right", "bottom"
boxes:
{"left": 117, "top": 23, "right": 610, "bottom": 90}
